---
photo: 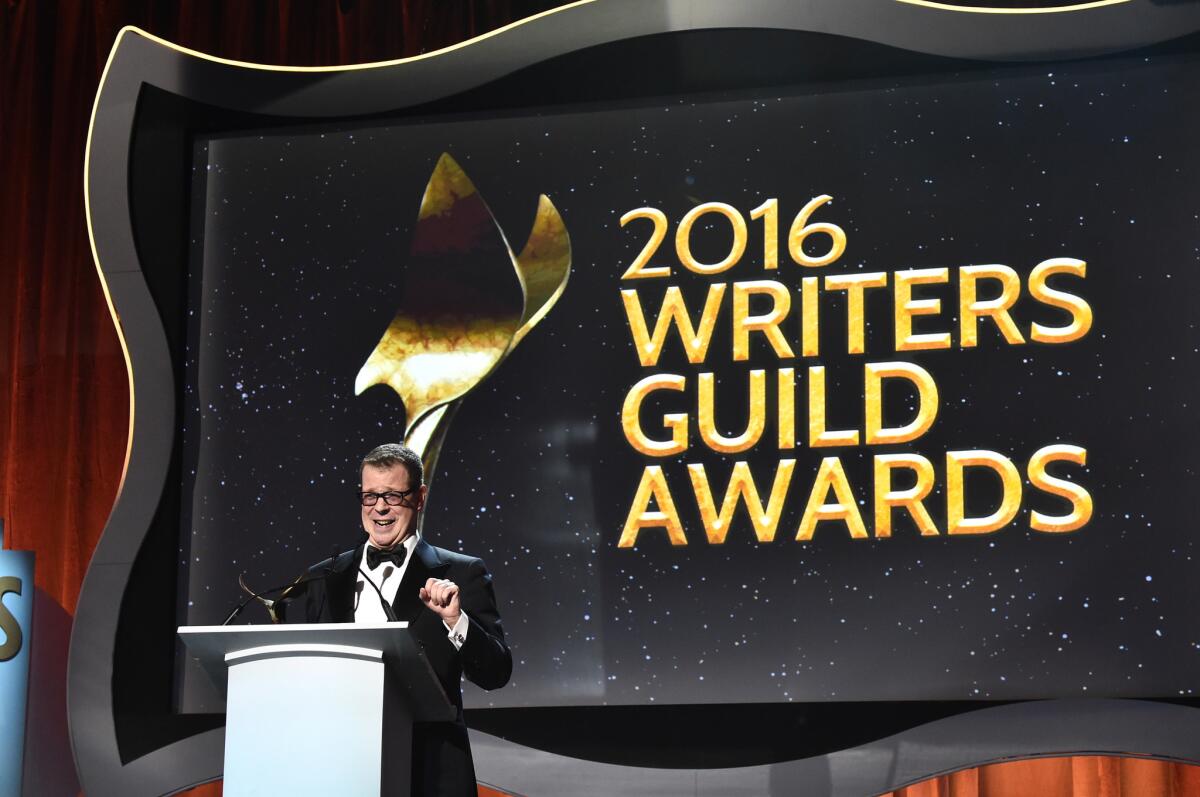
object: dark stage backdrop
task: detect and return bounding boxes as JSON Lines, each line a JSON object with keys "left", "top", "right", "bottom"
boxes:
{"left": 3, "top": 1, "right": 1200, "bottom": 796}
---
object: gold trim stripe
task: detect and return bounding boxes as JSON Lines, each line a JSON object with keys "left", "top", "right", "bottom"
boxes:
{"left": 84, "top": 23, "right": 136, "bottom": 499}
{"left": 895, "top": 0, "right": 1130, "bottom": 14}
{"left": 113, "top": 0, "right": 597, "bottom": 73}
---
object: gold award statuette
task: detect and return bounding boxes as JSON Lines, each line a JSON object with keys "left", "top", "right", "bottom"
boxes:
{"left": 355, "top": 152, "right": 572, "bottom": 480}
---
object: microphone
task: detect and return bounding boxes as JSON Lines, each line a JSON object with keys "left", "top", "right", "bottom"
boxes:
{"left": 357, "top": 566, "right": 399, "bottom": 622}
{"left": 220, "top": 551, "right": 343, "bottom": 626}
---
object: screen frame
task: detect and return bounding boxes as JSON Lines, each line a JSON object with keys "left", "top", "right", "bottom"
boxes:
{"left": 70, "top": 2, "right": 1200, "bottom": 794}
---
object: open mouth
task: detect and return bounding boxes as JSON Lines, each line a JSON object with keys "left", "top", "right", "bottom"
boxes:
{"left": 372, "top": 518, "right": 396, "bottom": 528}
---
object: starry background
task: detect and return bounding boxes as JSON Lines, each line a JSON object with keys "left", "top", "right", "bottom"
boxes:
{"left": 177, "top": 53, "right": 1200, "bottom": 712}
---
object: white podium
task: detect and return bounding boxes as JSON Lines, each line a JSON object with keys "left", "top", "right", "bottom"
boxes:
{"left": 179, "top": 622, "right": 455, "bottom": 797}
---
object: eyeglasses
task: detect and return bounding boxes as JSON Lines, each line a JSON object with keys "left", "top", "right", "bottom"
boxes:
{"left": 357, "top": 489, "right": 418, "bottom": 507}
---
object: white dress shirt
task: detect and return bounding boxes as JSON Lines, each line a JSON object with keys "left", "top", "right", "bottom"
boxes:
{"left": 355, "top": 534, "right": 469, "bottom": 649}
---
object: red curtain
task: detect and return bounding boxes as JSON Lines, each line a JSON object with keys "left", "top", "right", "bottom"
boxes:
{"left": 885, "top": 756, "right": 1200, "bottom": 797}
{"left": 2, "top": 2, "right": 1197, "bottom": 796}
{"left": 170, "top": 756, "right": 1200, "bottom": 797}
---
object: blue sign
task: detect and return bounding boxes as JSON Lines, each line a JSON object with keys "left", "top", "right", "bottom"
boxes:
{"left": 0, "top": 522, "right": 34, "bottom": 797}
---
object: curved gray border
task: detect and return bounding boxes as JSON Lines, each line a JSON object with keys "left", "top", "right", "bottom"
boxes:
{"left": 471, "top": 699, "right": 1200, "bottom": 796}
{"left": 71, "top": 1, "right": 1200, "bottom": 794}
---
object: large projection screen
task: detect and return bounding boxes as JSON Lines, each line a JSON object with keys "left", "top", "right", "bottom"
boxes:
{"left": 177, "top": 50, "right": 1200, "bottom": 714}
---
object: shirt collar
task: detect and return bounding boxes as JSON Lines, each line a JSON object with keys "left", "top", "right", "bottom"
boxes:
{"left": 361, "top": 532, "right": 419, "bottom": 571}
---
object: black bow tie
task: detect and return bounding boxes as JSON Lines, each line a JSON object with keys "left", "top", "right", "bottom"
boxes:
{"left": 366, "top": 545, "right": 408, "bottom": 570}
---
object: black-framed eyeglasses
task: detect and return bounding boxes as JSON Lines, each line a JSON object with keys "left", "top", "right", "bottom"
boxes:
{"left": 357, "top": 489, "right": 417, "bottom": 507}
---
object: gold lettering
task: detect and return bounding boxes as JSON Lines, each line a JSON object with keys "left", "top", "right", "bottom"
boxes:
{"left": 873, "top": 454, "right": 938, "bottom": 538}
{"left": 808, "top": 366, "right": 859, "bottom": 447}
{"left": 801, "top": 276, "right": 820, "bottom": 357}
{"left": 1029, "top": 258, "right": 1092, "bottom": 344}
{"left": 797, "top": 457, "right": 869, "bottom": 540}
{"left": 676, "top": 202, "right": 748, "bottom": 275}
{"left": 689, "top": 460, "right": 796, "bottom": 543}
{"left": 946, "top": 450, "right": 1022, "bottom": 535}
{"left": 621, "top": 284, "right": 726, "bottom": 367}
{"left": 894, "top": 268, "right": 952, "bottom": 352}
{"left": 619, "top": 466, "right": 687, "bottom": 548}
{"left": 732, "top": 280, "right": 795, "bottom": 361}
{"left": 1028, "top": 444, "right": 1093, "bottom": 532}
{"left": 749, "top": 198, "right": 779, "bottom": 271}
{"left": 698, "top": 371, "right": 766, "bottom": 454}
{"left": 864, "top": 361, "right": 939, "bottom": 445}
{"left": 621, "top": 373, "right": 688, "bottom": 457}
{"left": 778, "top": 367, "right": 796, "bottom": 449}
{"left": 0, "top": 576, "right": 23, "bottom": 662}
{"left": 959, "top": 264, "right": 1025, "bottom": 347}
{"left": 619, "top": 207, "right": 671, "bottom": 279}
{"left": 824, "top": 272, "right": 888, "bottom": 354}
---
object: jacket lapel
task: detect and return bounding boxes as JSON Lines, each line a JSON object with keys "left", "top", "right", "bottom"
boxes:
{"left": 393, "top": 538, "right": 449, "bottom": 622}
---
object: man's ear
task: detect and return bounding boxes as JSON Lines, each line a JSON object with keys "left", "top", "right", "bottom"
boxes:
{"left": 415, "top": 484, "right": 429, "bottom": 511}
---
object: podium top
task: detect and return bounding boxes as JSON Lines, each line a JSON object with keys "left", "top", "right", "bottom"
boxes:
{"left": 179, "top": 622, "right": 454, "bottom": 722}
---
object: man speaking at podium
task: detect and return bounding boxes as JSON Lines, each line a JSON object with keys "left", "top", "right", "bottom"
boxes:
{"left": 287, "top": 443, "right": 512, "bottom": 796}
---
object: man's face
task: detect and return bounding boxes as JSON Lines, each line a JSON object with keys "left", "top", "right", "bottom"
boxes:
{"left": 360, "top": 463, "right": 427, "bottom": 549}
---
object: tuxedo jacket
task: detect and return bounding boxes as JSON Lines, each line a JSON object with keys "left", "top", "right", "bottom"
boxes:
{"left": 284, "top": 538, "right": 511, "bottom": 797}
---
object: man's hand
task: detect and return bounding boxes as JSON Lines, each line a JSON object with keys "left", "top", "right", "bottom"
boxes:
{"left": 420, "top": 578, "right": 461, "bottom": 627}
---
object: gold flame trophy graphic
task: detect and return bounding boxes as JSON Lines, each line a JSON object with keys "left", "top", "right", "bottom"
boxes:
{"left": 249, "top": 153, "right": 570, "bottom": 622}
{"left": 355, "top": 152, "right": 572, "bottom": 482}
